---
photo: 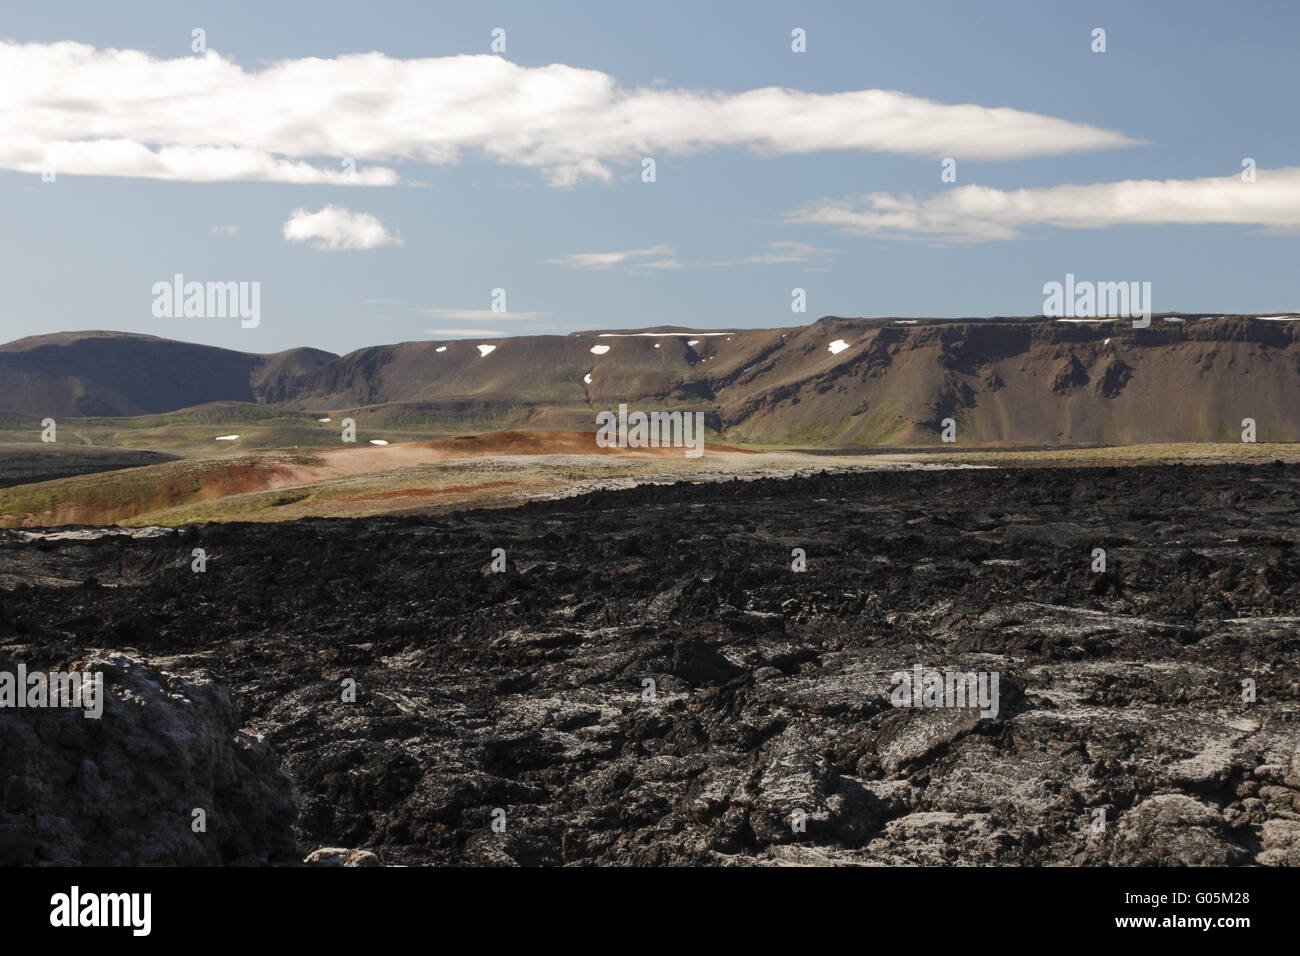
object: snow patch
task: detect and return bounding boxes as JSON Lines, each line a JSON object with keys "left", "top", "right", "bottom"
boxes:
{"left": 477, "top": 344, "right": 497, "bottom": 357}
{"left": 589, "top": 344, "right": 610, "bottom": 354}
{"left": 318, "top": 417, "right": 331, "bottom": 422}
{"left": 583, "top": 373, "right": 592, "bottom": 384}
{"left": 827, "top": 339, "right": 850, "bottom": 354}
{"left": 369, "top": 440, "right": 389, "bottom": 446}
{"left": 436, "top": 346, "right": 447, "bottom": 352}
{"left": 215, "top": 434, "right": 240, "bottom": 441}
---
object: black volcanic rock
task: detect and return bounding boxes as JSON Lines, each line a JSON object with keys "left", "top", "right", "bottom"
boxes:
{"left": 1, "top": 463, "right": 1297, "bottom": 865}
{"left": 0, "top": 649, "right": 299, "bottom": 865}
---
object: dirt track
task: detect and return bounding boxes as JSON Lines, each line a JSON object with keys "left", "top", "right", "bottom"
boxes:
{"left": 2, "top": 462, "right": 1299, "bottom": 865}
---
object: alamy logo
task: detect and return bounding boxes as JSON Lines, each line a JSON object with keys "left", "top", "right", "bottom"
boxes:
{"left": 889, "top": 664, "right": 1000, "bottom": 718}
{"left": 151, "top": 274, "right": 261, "bottom": 328}
{"left": 0, "top": 665, "right": 104, "bottom": 719}
{"left": 50, "top": 886, "right": 151, "bottom": 936}
{"left": 595, "top": 404, "right": 706, "bottom": 458}
{"left": 1043, "top": 273, "right": 1151, "bottom": 328}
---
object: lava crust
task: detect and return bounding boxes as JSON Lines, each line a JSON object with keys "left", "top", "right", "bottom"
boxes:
{"left": 2, "top": 463, "right": 1299, "bottom": 866}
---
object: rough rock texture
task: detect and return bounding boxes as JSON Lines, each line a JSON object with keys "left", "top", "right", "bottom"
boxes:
{"left": 303, "top": 846, "right": 382, "bottom": 867}
{"left": 1, "top": 462, "right": 1298, "bottom": 865}
{"left": 0, "top": 650, "right": 299, "bottom": 865}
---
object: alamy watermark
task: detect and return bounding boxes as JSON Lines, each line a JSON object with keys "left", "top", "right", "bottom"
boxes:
{"left": 1043, "top": 273, "right": 1151, "bottom": 328}
{"left": 0, "top": 664, "right": 104, "bottom": 719}
{"left": 50, "top": 886, "right": 150, "bottom": 936}
{"left": 889, "top": 664, "right": 1000, "bottom": 718}
{"left": 151, "top": 274, "right": 260, "bottom": 328}
{"left": 595, "top": 404, "right": 706, "bottom": 458}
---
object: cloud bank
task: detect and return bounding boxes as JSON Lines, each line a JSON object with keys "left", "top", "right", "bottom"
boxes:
{"left": 0, "top": 41, "right": 1136, "bottom": 186}
{"left": 786, "top": 167, "right": 1300, "bottom": 242}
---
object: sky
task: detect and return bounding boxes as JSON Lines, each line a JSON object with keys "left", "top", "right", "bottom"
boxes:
{"left": 2, "top": 0, "right": 1298, "bottom": 357}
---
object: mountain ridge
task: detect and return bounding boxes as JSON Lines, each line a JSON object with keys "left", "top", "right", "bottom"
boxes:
{"left": 3, "top": 315, "right": 1298, "bottom": 446}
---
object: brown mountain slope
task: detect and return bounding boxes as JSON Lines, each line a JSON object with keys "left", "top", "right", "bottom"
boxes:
{"left": 1, "top": 315, "right": 1297, "bottom": 445}
{"left": 0, "top": 331, "right": 336, "bottom": 416}
{"left": 277, "top": 315, "right": 1300, "bottom": 445}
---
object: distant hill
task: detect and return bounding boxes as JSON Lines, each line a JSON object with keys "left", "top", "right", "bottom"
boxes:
{"left": 2, "top": 315, "right": 1298, "bottom": 446}
{"left": 0, "top": 331, "right": 335, "bottom": 417}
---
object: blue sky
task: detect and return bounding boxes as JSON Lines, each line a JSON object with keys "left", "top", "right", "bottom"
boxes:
{"left": 2, "top": 0, "right": 1298, "bottom": 356}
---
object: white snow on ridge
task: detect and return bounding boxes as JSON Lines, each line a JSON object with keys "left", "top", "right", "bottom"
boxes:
{"left": 827, "top": 339, "right": 849, "bottom": 354}
{"left": 1055, "top": 317, "right": 1118, "bottom": 323}
{"left": 477, "top": 344, "right": 497, "bottom": 357}
{"left": 215, "top": 434, "right": 239, "bottom": 441}
{"left": 370, "top": 440, "right": 389, "bottom": 445}
{"left": 895, "top": 320, "right": 918, "bottom": 325}
{"left": 1258, "top": 315, "right": 1300, "bottom": 321}
{"left": 589, "top": 344, "right": 610, "bottom": 354}
{"left": 596, "top": 332, "right": 737, "bottom": 337}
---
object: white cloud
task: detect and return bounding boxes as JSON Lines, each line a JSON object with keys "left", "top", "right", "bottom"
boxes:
{"left": 786, "top": 167, "right": 1300, "bottom": 242}
{"left": 544, "top": 245, "right": 676, "bottom": 269}
{"left": 282, "top": 205, "right": 401, "bottom": 251}
{"left": 423, "top": 328, "right": 508, "bottom": 336}
{"left": 546, "top": 242, "right": 833, "bottom": 271}
{"left": 0, "top": 41, "right": 1136, "bottom": 186}
{"left": 420, "top": 308, "right": 550, "bottom": 320}
{"left": 742, "top": 240, "right": 839, "bottom": 264}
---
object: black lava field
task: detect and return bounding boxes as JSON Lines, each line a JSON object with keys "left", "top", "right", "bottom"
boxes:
{"left": 2, "top": 463, "right": 1299, "bottom": 866}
